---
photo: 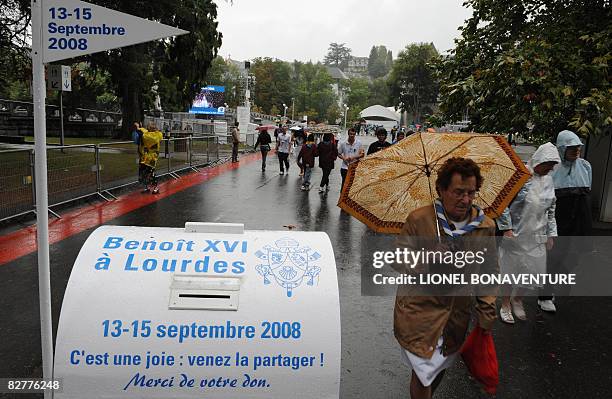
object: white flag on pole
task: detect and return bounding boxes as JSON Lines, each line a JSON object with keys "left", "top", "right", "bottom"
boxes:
{"left": 42, "top": 0, "right": 188, "bottom": 63}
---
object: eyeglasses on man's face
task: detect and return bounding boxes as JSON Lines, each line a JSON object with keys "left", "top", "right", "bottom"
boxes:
{"left": 450, "top": 189, "right": 478, "bottom": 199}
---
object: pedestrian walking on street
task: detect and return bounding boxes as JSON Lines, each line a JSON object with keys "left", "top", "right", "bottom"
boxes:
{"left": 254, "top": 128, "right": 272, "bottom": 171}
{"left": 317, "top": 133, "right": 338, "bottom": 193}
{"left": 367, "top": 127, "right": 392, "bottom": 155}
{"left": 274, "top": 122, "right": 283, "bottom": 149}
{"left": 138, "top": 123, "right": 164, "bottom": 194}
{"left": 277, "top": 126, "right": 292, "bottom": 175}
{"left": 293, "top": 128, "right": 307, "bottom": 176}
{"left": 231, "top": 121, "right": 240, "bottom": 163}
{"left": 338, "top": 128, "right": 364, "bottom": 190}
{"left": 394, "top": 157, "right": 498, "bottom": 399}
{"left": 394, "top": 130, "right": 405, "bottom": 144}
{"left": 496, "top": 143, "right": 561, "bottom": 324}
{"left": 297, "top": 134, "right": 318, "bottom": 191}
{"left": 538, "top": 130, "right": 593, "bottom": 313}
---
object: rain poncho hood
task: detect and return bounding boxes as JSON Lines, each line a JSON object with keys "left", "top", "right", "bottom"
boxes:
{"left": 497, "top": 142, "right": 559, "bottom": 238}
{"left": 552, "top": 130, "right": 592, "bottom": 189}
{"left": 527, "top": 142, "right": 561, "bottom": 173}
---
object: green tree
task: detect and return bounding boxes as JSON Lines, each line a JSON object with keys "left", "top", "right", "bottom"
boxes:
{"left": 220, "top": 61, "right": 244, "bottom": 108}
{"left": 344, "top": 77, "right": 370, "bottom": 121}
{"left": 251, "top": 57, "right": 293, "bottom": 114}
{"left": 326, "top": 103, "right": 342, "bottom": 124}
{"left": 0, "top": 0, "right": 30, "bottom": 98}
{"left": 368, "top": 45, "right": 392, "bottom": 79}
{"left": 388, "top": 43, "right": 440, "bottom": 124}
{"left": 293, "top": 62, "right": 336, "bottom": 122}
{"left": 324, "top": 43, "right": 352, "bottom": 70}
{"left": 270, "top": 104, "right": 280, "bottom": 117}
{"left": 436, "top": 0, "right": 612, "bottom": 140}
{"left": 204, "top": 56, "right": 229, "bottom": 86}
{"left": 368, "top": 78, "right": 390, "bottom": 107}
{"left": 59, "top": 63, "right": 118, "bottom": 111}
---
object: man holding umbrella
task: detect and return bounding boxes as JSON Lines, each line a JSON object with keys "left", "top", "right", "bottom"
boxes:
{"left": 394, "top": 157, "right": 498, "bottom": 399}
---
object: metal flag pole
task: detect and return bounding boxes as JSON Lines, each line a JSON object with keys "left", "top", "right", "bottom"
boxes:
{"left": 31, "top": 0, "right": 55, "bottom": 396}
{"left": 60, "top": 91, "right": 64, "bottom": 147}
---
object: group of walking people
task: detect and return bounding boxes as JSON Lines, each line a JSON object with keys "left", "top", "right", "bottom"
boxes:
{"left": 496, "top": 129, "right": 592, "bottom": 323}
{"left": 254, "top": 124, "right": 411, "bottom": 193}
{"left": 255, "top": 125, "right": 342, "bottom": 192}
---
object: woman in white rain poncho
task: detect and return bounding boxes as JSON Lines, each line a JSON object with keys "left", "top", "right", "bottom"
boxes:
{"left": 496, "top": 142, "right": 561, "bottom": 324}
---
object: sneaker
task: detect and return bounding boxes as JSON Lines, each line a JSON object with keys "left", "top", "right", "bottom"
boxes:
{"left": 538, "top": 299, "right": 557, "bottom": 313}
{"left": 152, "top": 188, "right": 159, "bottom": 194}
{"left": 511, "top": 299, "right": 527, "bottom": 320}
{"left": 280, "top": 171, "right": 284, "bottom": 175}
{"left": 318, "top": 187, "right": 325, "bottom": 193}
{"left": 500, "top": 305, "right": 515, "bottom": 324}
{"left": 300, "top": 185, "right": 307, "bottom": 191}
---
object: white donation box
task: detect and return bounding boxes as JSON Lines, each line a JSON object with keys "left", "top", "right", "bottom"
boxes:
{"left": 54, "top": 223, "right": 341, "bottom": 398}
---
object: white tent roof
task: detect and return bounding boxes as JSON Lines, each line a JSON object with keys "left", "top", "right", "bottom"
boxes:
{"left": 359, "top": 105, "right": 400, "bottom": 122}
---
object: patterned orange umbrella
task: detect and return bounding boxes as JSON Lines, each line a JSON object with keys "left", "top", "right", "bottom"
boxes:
{"left": 337, "top": 132, "right": 530, "bottom": 233}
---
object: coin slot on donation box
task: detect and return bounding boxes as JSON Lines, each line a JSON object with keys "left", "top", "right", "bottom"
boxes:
{"left": 169, "top": 275, "right": 241, "bottom": 311}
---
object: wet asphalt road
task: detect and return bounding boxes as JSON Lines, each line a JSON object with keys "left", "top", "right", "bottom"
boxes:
{"left": 1, "top": 137, "right": 611, "bottom": 398}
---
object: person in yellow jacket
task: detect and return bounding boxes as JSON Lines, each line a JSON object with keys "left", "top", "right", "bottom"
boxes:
{"left": 138, "top": 123, "right": 163, "bottom": 194}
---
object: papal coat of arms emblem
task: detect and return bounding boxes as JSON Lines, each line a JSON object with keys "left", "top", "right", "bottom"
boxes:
{"left": 255, "top": 237, "right": 321, "bottom": 297}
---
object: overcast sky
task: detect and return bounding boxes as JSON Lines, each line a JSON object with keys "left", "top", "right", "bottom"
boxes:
{"left": 216, "top": 0, "right": 473, "bottom": 62}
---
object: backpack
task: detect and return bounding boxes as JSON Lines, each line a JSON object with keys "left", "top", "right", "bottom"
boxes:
{"left": 132, "top": 129, "right": 141, "bottom": 144}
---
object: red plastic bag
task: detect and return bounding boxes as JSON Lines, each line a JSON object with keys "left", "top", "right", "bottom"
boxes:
{"left": 461, "top": 326, "right": 499, "bottom": 394}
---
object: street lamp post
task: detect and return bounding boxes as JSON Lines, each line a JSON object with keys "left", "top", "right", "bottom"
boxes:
{"left": 283, "top": 103, "right": 288, "bottom": 121}
{"left": 291, "top": 97, "right": 295, "bottom": 121}
{"left": 343, "top": 104, "right": 349, "bottom": 132}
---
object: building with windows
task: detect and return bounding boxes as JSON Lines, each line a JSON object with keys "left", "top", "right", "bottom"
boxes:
{"left": 346, "top": 56, "right": 368, "bottom": 75}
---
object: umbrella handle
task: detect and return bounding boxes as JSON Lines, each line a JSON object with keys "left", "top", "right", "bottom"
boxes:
{"left": 433, "top": 200, "right": 442, "bottom": 242}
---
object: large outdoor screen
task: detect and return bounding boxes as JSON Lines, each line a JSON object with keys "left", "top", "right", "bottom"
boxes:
{"left": 189, "top": 85, "right": 226, "bottom": 115}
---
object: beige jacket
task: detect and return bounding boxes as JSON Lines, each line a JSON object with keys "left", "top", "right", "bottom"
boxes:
{"left": 231, "top": 127, "right": 240, "bottom": 144}
{"left": 393, "top": 204, "right": 498, "bottom": 359}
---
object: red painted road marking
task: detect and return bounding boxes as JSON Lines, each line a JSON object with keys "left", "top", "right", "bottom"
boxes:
{"left": 0, "top": 152, "right": 265, "bottom": 266}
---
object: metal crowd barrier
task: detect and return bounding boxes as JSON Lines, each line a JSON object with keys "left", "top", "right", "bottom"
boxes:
{"left": 191, "top": 136, "right": 219, "bottom": 167}
{"left": 0, "top": 134, "right": 256, "bottom": 222}
{"left": 166, "top": 138, "right": 192, "bottom": 176}
{"left": 46, "top": 145, "right": 99, "bottom": 207}
{"left": 97, "top": 141, "right": 140, "bottom": 193}
{"left": 0, "top": 149, "right": 34, "bottom": 221}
